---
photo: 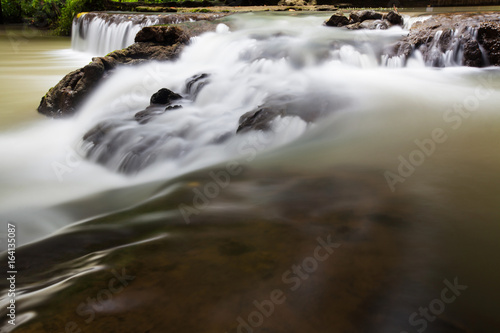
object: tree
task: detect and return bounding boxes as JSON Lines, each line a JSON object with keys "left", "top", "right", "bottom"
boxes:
{"left": 0, "top": 0, "right": 4, "bottom": 24}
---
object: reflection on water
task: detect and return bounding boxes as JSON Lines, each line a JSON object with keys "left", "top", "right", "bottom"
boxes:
{"left": 1, "top": 11, "right": 500, "bottom": 333}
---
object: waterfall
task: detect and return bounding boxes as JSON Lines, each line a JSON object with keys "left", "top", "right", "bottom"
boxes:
{"left": 71, "top": 12, "right": 225, "bottom": 56}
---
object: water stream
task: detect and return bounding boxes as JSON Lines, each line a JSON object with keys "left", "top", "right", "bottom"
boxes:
{"left": 0, "top": 11, "right": 500, "bottom": 333}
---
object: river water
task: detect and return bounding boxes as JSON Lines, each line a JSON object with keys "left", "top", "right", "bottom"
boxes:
{"left": 1, "top": 11, "right": 500, "bottom": 333}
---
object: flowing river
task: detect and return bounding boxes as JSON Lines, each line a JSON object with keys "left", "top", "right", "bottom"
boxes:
{"left": 1, "top": 11, "right": 500, "bottom": 333}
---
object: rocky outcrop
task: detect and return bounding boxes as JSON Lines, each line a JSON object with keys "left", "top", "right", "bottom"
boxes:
{"left": 38, "top": 13, "right": 230, "bottom": 118}
{"left": 325, "top": 10, "right": 403, "bottom": 30}
{"left": 389, "top": 13, "right": 500, "bottom": 67}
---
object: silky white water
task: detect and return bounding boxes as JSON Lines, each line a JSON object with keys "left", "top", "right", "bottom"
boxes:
{"left": 2, "top": 12, "right": 500, "bottom": 245}
{"left": 71, "top": 12, "right": 165, "bottom": 55}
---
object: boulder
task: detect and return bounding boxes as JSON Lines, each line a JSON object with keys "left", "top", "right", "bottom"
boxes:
{"left": 349, "top": 10, "right": 383, "bottom": 24}
{"left": 325, "top": 14, "right": 349, "bottom": 27}
{"left": 384, "top": 10, "right": 403, "bottom": 26}
{"left": 150, "top": 88, "right": 182, "bottom": 105}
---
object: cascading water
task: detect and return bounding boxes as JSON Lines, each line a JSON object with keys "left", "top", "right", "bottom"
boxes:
{"left": 71, "top": 12, "right": 226, "bottom": 55}
{"left": 1, "top": 11, "right": 500, "bottom": 333}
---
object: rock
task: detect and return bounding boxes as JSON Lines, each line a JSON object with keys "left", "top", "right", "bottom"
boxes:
{"left": 477, "top": 22, "right": 500, "bottom": 66}
{"left": 360, "top": 19, "right": 390, "bottom": 30}
{"left": 325, "top": 14, "right": 349, "bottom": 27}
{"left": 349, "top": 10, "right": 383, "bottom": 24}
{"left": 150, "top": 88, "right": 182, "bottom": 105}
{"left": 345, "top": 22, "right": 362, "bottom": 30}
{"left": 38, "top": 59, "right": 106, "bottom": 118}
{"left": 133, "top": 88, "right": 183, "bottom": 124}
{"left": 184, "top": 73, "right": 211, "bottom": 99}
{"left": 82, "top": 121, "right": 121, "bottom": 145}
{"left": 135, "top": 105, "right": 182, "bottom": 124}
{"left": 38, "top": 13, "right": 231, "bottom": 118}
{"left": 326, "top": 10, "right": 402, "bottom": 31}
{"left": 236, "top": 107, "right": 286, "bottom": 134}
{"left": 236, "top": 93, "right": 340, "bottom": 134}
{"left": 384, "top": 10, "right": 403, "bottom": 26}
{"left": 463, "top": 36, "right": 483, "bottom": 67}
{"left": 82, "top": 120, "right": 164, "bottom": 173}
{"left": 386, "top": 13, "right": 500, "bottom": 67}
{"left": 134, "top": 26, "right": 189, "bottom": 45}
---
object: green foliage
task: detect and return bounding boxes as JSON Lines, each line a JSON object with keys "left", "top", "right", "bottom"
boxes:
{"left": 55, "top": 0, "right": 104, "bottom": 35}
{"left": 31, "top": 0, "right": 64, "bottom": 28}
{"left": 1, "top": 0, "right": 105, "bottom": 35}
{"left": 1, "top": 0, "right": 22, "bottom": 23}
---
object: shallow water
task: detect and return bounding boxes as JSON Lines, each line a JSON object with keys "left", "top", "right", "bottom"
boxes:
{"left": 1, "top": 12, "right": 500, "bottom": 333}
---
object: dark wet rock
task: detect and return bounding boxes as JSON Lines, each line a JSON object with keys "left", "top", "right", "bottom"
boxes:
{"left": 349, "top": 10, "right": 383, "bottom": 24}
{"left": 463, "top": 36, "right": 483, "bottom": 67}
{"left": 477, "top": 22, "right": 500, "bottom": 66}
{"left": 184, "top": 73, "right": 211, "bottom": 98}
{"left": 133, "top": 88, "right": 183, "bottom": 124}
{"left": 82, "top": 121, "right": 167, "bottom": 174}
{"left": 135, "top": 105, "right": 183, "bottom": 124}
{"left": 82, "top": 121, "right": 121, "bottom": 146}
{"left": 237, "top": 107, "right": 286, "bottom": 134}
{"left": 135, "top": 25, "right": 190, "bottom": 45}
{"left": 38, "top": 60, "right": 106, "bottom": 118}
{"left": 150, "top": 88, "right": 183, "bottom": 105}
{"left": 326, "top": 10, "right": 402, "bottom": 30}
{"left": 38, "top": 13, "right": 231, "bottom": 118}
{"left": 324, "top": 14, "right": 349, "bottom": 27}
{"left": 345, "top": 22, "right": 362, "bottom": 30}
{"left": 384, "top": 10, "right": 403, "bottom": 26}
{"left": 236, "top": 93, "right": 342, "bottom": 134}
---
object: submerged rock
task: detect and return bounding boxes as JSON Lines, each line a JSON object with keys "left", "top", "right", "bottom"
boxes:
{"left": 237, "top": 107, "right": 286, "bottom": 134}
{"left": 237, "top": 93, "right": 343, "bottom": 134}
{"left": 38, "top": 13, "right": 231, "bottom": 118}
{"left": 184, "top": 73, "right": 211, "bottom": 99}
{"left": 135, "top": 105, "right": 183, "bottom": 124}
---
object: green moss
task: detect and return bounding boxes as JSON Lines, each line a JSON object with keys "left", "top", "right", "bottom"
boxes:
{"left": 188, "top": 8, "right": 213, "bottom": 13}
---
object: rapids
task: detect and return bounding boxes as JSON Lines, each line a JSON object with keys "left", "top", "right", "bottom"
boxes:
{"left": 1, "top": 11, "right": 500, "bottom": 333}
